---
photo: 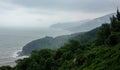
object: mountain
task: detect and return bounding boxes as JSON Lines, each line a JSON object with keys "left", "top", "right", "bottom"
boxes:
{"left": 50, "top": 19, "right": 90, "bottom": 30}
{"left": 20, "top": 13, "right": 115, "bottom": 56}
{"left": 19, "top": 27, "right": 99, "bottom": 56}
{"left": 68, "top": 13, "right": 114, "bottom": 32}
{"left": 51, "top": 13, "right": 114, "bottom": 32}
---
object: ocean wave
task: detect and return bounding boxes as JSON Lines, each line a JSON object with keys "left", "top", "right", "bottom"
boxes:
{"left": 12, "top": 50, "right": 21, "bottom": 58}
{"left": 0, "top": 61, "right": 16, "bottom": 67}
{"left": 0, "top": 50, "right": 28, "bottom": 66}
{"left": 12, "top": 50, "right": 28, "bottom": 59}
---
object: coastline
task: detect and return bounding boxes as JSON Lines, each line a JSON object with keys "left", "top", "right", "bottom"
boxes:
{"left": 0, "top": 50, "right": 28, "bottom": 67}
{"left": 13, "top": 49, "right": 29, "bottom": 58}
{"left": 0, "top": 61, "right": 16, "bottom": 67}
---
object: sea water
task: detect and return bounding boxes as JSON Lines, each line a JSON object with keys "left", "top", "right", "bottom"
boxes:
{"left": 0, "top": 28, "right": 72, "bottom": 66}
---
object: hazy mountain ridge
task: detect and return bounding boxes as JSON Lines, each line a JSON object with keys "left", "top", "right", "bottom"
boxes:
{"left": 20, "top": 13, "right": 115, "bottom": 56}
{"left": 50, "top": 19, "right": 90, "bottom": 29}
{"left": 51, "top": 13, "right": 115, "bottom": 32}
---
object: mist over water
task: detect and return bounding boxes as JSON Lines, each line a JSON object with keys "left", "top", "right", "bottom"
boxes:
{"left": 0, "top": 27, "right": 72, "bottom": 66}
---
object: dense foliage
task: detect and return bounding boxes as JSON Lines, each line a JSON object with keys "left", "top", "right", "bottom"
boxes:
{"left": 95, "top": 9, "right": 120, "bottom": 46}
{"left": 0, "top": 10, "right": 120, "bottom": 70}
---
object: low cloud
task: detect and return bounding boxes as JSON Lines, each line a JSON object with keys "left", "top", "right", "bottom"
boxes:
{"left": 2, "top": 0, "right": 119, "bottom": 13}
{"left": 0, "top": 0, "right": 119, "bottom": 28}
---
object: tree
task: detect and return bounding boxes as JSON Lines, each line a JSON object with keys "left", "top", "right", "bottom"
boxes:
{"left": 110, "top": 9, "right": 120, "bottom": 32}
{"left": 95, "top": 23, "right": 111, "bottom": 46}
{"left": 105, "top": 9, "right": 120, "bottom": 46}
{"left": 110, "top": 15, "right": 116, "bottom": 31}
{"left": 45, "top": 57, "right": 57, "bottom": 70}
{"left": 62, "top": 51, "right": 73, "bottom": 60}
{"left": 116, "top": 9, "right": 120, "bottom": 21}
{"left": 0, "top": 66, "right": 13, "bottom": 70}
{"left": 105, "top": 32, "right": 120, "bottom": 46}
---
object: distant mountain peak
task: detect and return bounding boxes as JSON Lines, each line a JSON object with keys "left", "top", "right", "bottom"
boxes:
{"left": 51, "top": 13, "right": 115, "bottom": 33}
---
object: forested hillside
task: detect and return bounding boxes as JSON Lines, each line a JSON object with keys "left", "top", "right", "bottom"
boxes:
{"left": 20, "top": 27, "right": 99, "bottom": 56}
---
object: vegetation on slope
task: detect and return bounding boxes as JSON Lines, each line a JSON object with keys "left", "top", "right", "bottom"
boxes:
{"left": 0, "top": 10, "right": 120, "bottom": 70}
{"left": 21, "top": 27, "right": 99, "bottom": 56}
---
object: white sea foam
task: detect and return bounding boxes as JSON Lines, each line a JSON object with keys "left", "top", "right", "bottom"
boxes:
{"left": 12, "top": 50, "right": 28, "bottom": 59}
{"left": 12, "top": 49, "right": 22, "bottom": 58}
{"left": 0, "top": 50, "right": 28, "bottom": 66}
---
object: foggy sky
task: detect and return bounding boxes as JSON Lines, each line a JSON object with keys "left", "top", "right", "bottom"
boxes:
{"left": 0, "top": 0, "right": 119, "bottom": 28}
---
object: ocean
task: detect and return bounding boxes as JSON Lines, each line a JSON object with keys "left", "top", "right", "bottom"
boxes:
{"left": 0, "top": 28, "right": 72, "bottom": 66}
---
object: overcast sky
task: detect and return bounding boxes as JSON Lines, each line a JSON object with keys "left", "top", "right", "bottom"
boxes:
{"left": 0, "top": 0, "right": 119, "bottom": 28}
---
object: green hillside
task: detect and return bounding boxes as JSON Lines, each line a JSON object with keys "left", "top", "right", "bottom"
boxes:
{"left": 20, "top": 27, "right": 99, "bottom": 56}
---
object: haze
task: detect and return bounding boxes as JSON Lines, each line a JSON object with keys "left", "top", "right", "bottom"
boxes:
{"left": 0, "top": 0, "right": 119, "bottom": 29}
